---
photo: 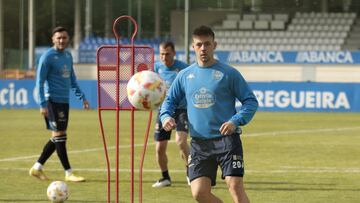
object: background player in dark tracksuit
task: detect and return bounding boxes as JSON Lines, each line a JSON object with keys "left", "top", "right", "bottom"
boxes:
{"left": 152, "top": 41, "right": 190, "bottom": 188}
{"left": 29, "top": 26, "right": 89, "bottom": 182}
{"left": 160, "top": 26, "right": 258, "bottom": 203}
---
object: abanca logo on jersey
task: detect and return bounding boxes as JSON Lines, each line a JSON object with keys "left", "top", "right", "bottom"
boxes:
{"left": 192, "top": 88, "right": 215, "bottom": 108}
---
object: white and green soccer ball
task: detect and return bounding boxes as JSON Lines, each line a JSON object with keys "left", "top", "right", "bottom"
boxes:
{"left": 46, "top": 181, "right": 69, "bottom": 203}
{"left": 127, "top": 70, "right": 166, "bottom": 110}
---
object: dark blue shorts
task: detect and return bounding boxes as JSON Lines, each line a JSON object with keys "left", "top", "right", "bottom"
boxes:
{"left": 188, "top": 133, "right": 244, "bottom": 186}
{"left": 154, "top": 109, "right": 188, "bottom": 141}
{"left": 44, "top": 99, "right": 69, "bottom": 131}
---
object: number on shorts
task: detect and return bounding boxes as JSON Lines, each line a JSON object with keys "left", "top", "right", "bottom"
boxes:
{"left": 232, "top": 161, "right": 243, "bottom": 169}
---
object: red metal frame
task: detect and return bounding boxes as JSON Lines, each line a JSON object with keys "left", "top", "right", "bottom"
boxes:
{"left": 97, "top": 15, "right": 154, "bottom": 203}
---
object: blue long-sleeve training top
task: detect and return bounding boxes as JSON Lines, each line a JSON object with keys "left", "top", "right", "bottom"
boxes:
{"left": 160, "top": 61, "right": 258, "bottom": 140}
{"left": 36, "top": 47, "right": 86, "bottom": 108}
{"left": 154, "top": 59, "right": 188, "bottom": 109}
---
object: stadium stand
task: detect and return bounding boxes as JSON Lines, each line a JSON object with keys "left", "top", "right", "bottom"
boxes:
{"left": 214, "top": 12, "right": 357, "bottom": 51}
{"left": 343, "top": 18, "right": 360, "bottom": 50}
{"left": 76, "top": 11, "right": 359, "bottom": 63}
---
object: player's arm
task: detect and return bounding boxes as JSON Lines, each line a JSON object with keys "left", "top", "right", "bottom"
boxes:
{"left": 229, "top": 70, "right": 258, "bottom": 126}
{"left": 69, "top": 66, "right": 89, "bottom": 109}
{"left": 36, "top": 55, "right": 49, "bottom": 116}
{"left": 160, "top": 74, "right": 184, "bottom": 131}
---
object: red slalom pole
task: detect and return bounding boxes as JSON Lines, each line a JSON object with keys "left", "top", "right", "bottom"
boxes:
{"left": 97, "top": 15, "right": 154, "bottom": 203}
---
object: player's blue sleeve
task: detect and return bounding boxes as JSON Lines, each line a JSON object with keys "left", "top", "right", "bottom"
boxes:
{"left": 154, "top": 63, "right": 159, "bottom": 73}
{"left": 35, "top": 55, "right": 49, "bottom": 108}
{"left": 70, "top": 66, "right": 86, "bottom": 101}
{"left": 229, "top": 70, "right": 258, "bottom": 126}
{"left": 160, "top": 75, "right": 184, "bottom": 123}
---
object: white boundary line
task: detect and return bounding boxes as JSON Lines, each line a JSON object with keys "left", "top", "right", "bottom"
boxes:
{"left": 244, "top": 126, "right": 360, "bottom": 137}
{"left": 2, "top": 167, "right": 360, "bottom": 174}
{"left": 0, "top": 143, "right": 154, "bottom": 162}
{"left": 1, "top": 126, "right": 359, "bottom": 162}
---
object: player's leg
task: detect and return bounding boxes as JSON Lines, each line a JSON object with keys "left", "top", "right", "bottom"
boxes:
{"left": 51, "top": 101, "right": 84, "bottom": 182}
{"left": 175, "top": 130, "right": 190, "bottom": 183}
{"left": 225, "top": 176, "right": 249, "bottom": 203}
{"left": 174, "top": 109, "right": 190, "bottom": 184}
{"left": 153, "top": 141, "right": 171, "bottom": 187}
{"left": 153, "top": 113, "right": 172, "bottom": 187}
{"left": 37, "top": 137, "right": 56, "bottom": 165}
{"left": 52, "top": 131, "right": 70, "bottom": 170}
{"left": 174, "top": 109, "right": 190, "bottom": 166}
{"left": 191, "top": 177, "right": 223, "bottom": 203}
{"left": 30, "top": 103, "right": 58, "bottom": 180}
{"left": 219, "top": 133, "right": 248, "bottom": 203}
{"left": 29, "top": 134, "right": 55, "bottom": 180}
{"left": 175, "top": 131, "right": 189, "bottom": 165}
{"left": 188, "top": 138, "right": 222, "bottom": 202}
{"left": 155, "top": 140, "right": 169, "bottom": 175}
{"left": 175, "top": 130, "right": 190, "bottom": 185}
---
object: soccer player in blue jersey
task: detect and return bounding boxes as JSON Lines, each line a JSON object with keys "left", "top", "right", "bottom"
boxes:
{"left": 160, "top": 25, "right": 258, "bottom": 202}
{"left": 152, "top": 41, "right": 190, "bottom": 188}
{"left": 29, "top": 26, "right": 89, "bottom": 182}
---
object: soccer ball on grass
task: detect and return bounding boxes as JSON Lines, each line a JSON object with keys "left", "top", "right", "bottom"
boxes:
{"left": 127, "top": 70, "right": 166, "bottom": 110}
{"left": 47, "top": 181, "right": 69, "bottom": 203}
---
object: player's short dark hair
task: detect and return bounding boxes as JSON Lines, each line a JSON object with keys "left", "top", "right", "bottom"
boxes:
{"left": 160, "top": 41, "right": 175, "bottom": 51}
{"left": 192, "top": 25, "right": 215, "bottom": 40}
{"left": 52, "top": 26, "right": 68, "bottom": 36}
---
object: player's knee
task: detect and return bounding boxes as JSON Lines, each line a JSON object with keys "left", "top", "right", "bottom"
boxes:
{"left": 191, "top": 184, "right": 211, "bottom": 201}
{"left": 191, "top": 188, "right": 208, "bottom": 201}
{"left": 155, "top": 141, "right": 167, "bottom": 154}
{"left": 155, "top": 147, "right": 165, "bottom": 155}
{"left": 175, "top": 132, "right": 187, "bottom": 146}
{"left": 227, "top": 178, "right": 247, "bottom": 202}
{"left": 227, "top": 184, "right": 241, "bottom": 196}
{"left": 176, "top": 139, "right": 186, "bottom": 149}
{"left": 227, "top": 179, "right": 240, "bottom": 189}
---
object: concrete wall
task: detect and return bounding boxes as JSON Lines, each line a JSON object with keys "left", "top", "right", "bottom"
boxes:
{"left": 75, "top": 63, "right": 360, "bottom": 83}
{"left": 233, "top": 64, "right": 360, "bottom": 82}
{"left": 171, "top": 9, "right": 235, "bottom": 47}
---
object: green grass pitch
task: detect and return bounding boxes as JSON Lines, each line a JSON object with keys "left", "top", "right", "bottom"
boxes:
{"left": 1, "top": 109, "right": 360, "bottom": 202}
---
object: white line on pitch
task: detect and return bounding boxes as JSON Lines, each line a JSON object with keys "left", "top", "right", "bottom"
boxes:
{"left": 0, "top": 143, "right": 155, "bottom": 162}
{"left": 244, "top": 126, "right": 360, "bottom": 137}
{"left": 2, "top": 167, "right": 360, "bottom": 174}
{"left": 1, "top": 126, "right": 359, "bottom": 162}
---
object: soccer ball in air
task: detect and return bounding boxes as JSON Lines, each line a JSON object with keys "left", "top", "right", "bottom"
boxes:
{"left": 47, "top": 181, "right": 69, "bottom": 203}
{"left": 127, "top": 70, "right": 166, "bottom": 110}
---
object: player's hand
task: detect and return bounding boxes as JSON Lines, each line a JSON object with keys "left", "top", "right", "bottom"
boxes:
{"left": 219, "top": 121, "right": 236, "bottom": 136}
{"left": 40, "top": 107, "right": 48, "bottom": 117}
{"left": 83, "top": 100, "right": 90, "bottom": 109}
{"left": 162, "top": 117, "right": 176, "bottom": 131}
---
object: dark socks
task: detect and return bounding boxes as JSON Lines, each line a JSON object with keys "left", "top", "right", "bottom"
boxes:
{"left": 53, "top": 134, "right": 71, "bottom": 170}
{"left": 37, "top": 139, "right": 56, "bottom": 165}
{"left": 162, "top": 170, "right": 170, "bottom": 180}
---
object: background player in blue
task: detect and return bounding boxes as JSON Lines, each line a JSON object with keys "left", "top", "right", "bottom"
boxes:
{"left": 29, "top": 26, "right": 89, "bottom": 182}
{"left": 160, "top": 26, "right": 258, "bottom": 202}
{"left": 152, "top": 41, "right": 190, "bottom": 188}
